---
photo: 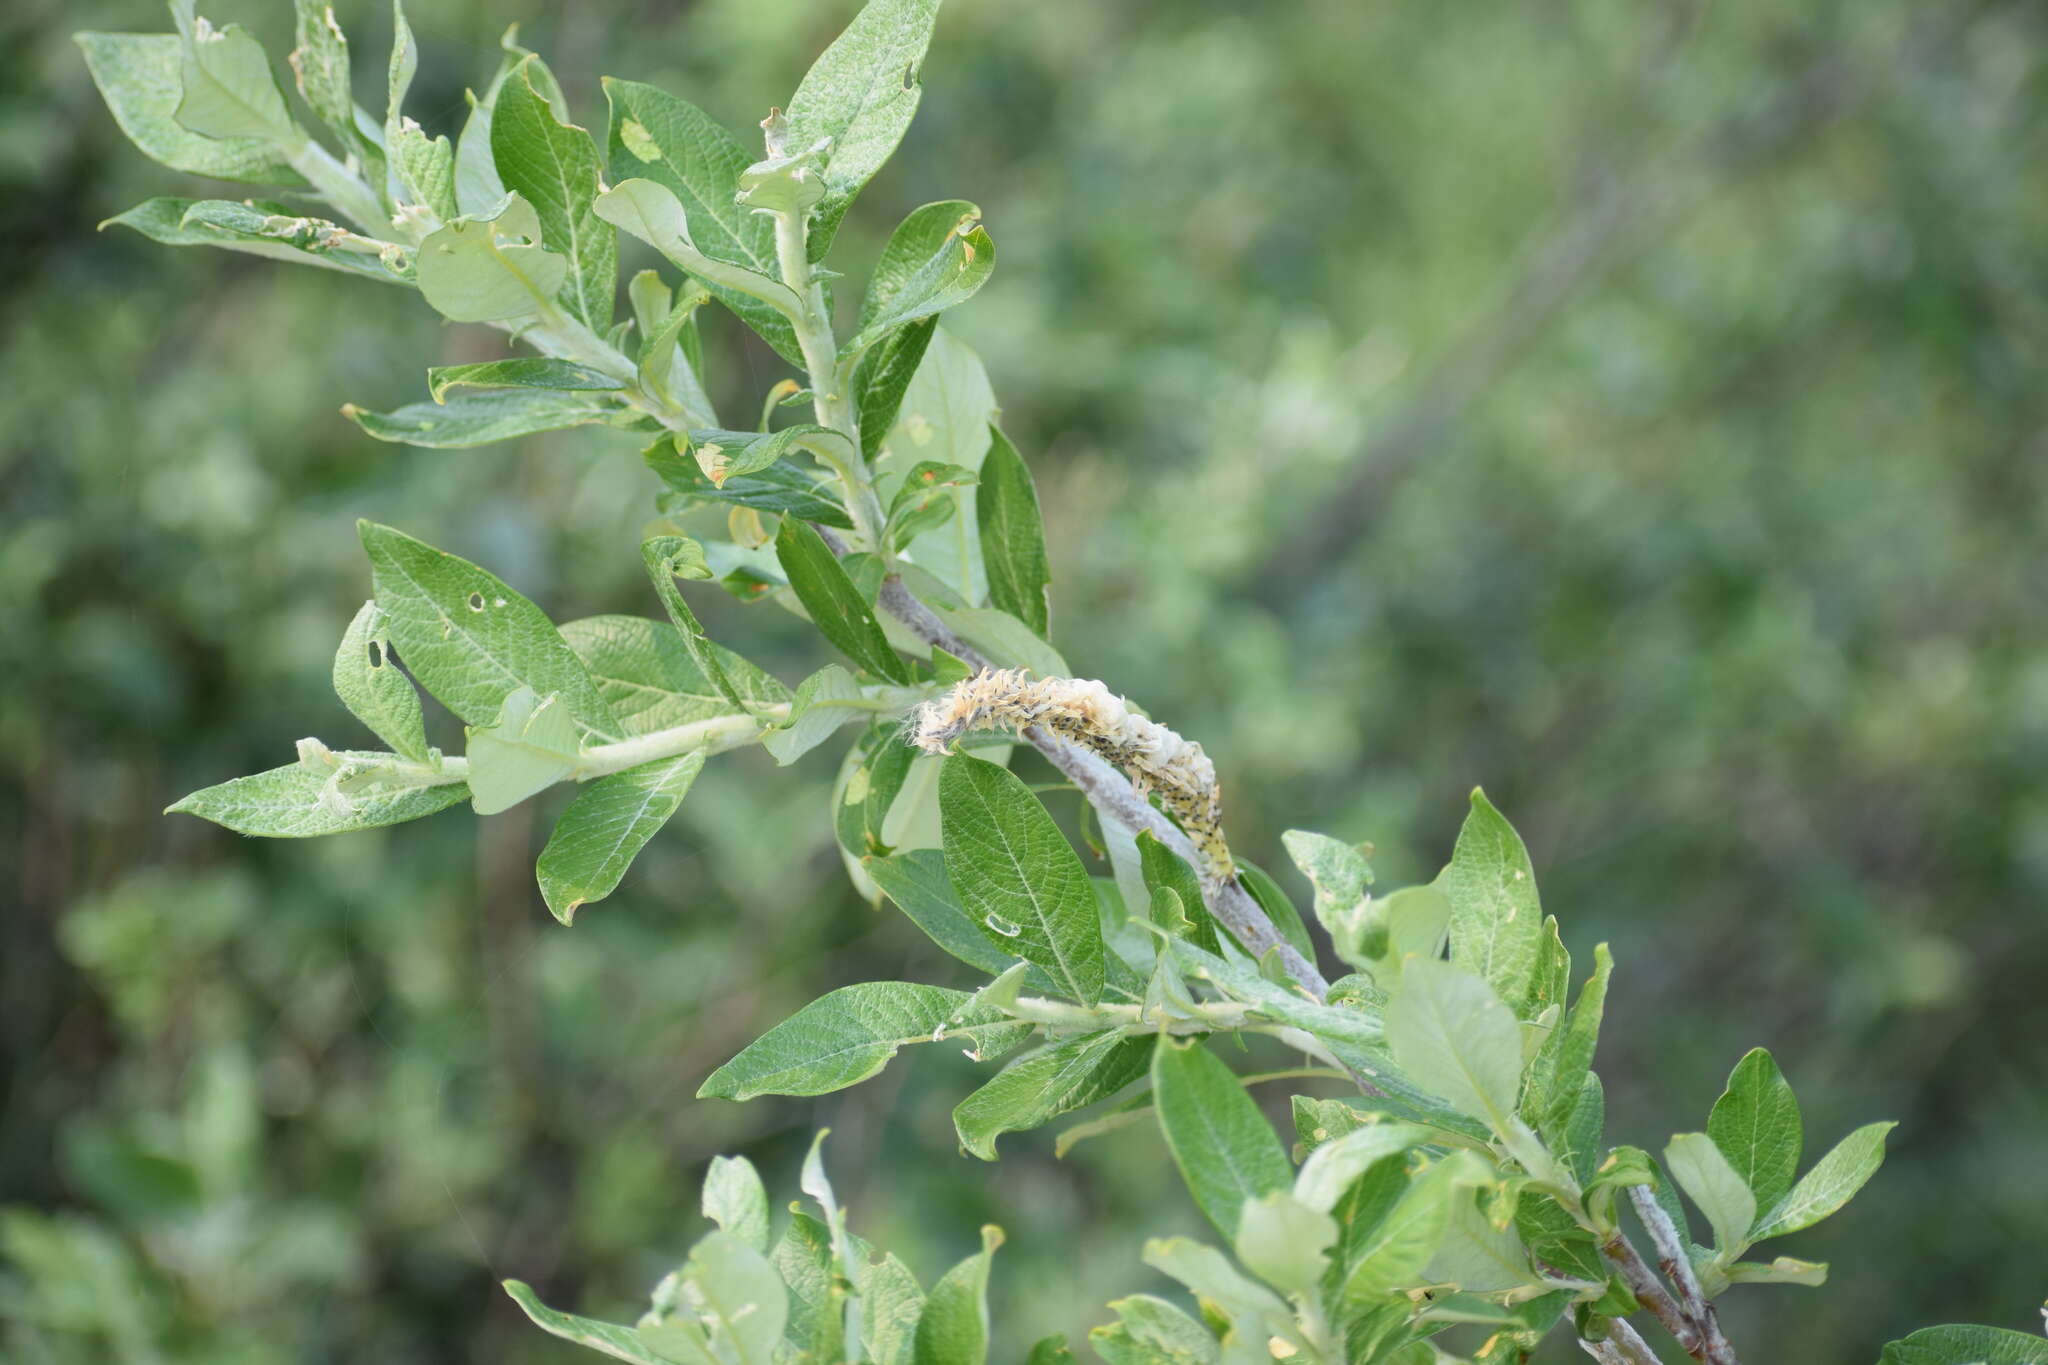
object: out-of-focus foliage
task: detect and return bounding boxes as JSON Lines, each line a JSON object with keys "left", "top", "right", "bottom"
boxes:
{"left": 4, "top": 0, "right": 2044, "bottom": 1361}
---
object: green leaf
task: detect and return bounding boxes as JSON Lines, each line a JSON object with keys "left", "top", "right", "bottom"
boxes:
{"left": 1139, "top": 1239, "right": 1294, "bottom": 1345}
{"left": 599, "top": 77, "right": 801, "bottom": 361}
{"left": 415, "top": 193, "right": 569, "bottom": 324}
{"left": 939, "top": 754, "right": 1104, "bottom": 1004}
{"left": 535, "top": 752, "right": 705, "bottom": 923}
{"left": 560, "top": 614, "right": 786, "bottom": 736}
{"left": 701, "top": 1155, "right": 770, "bottom": 1254}
{"left": 640, "top": 537, "right": 760, "bottom": 717}
{"left": 865, "top": 850, "right": 1059, "bottom": 989}
{"left": 465, "top": 686, "right": 579, "bottom": 815}
{"left": 1235, "top": 1192, "right": 1338, "bottom": 1298}
{"left": 1722, "top": 1255, "right": 1827, "bottom": 1287}
{"left": 1281, "top": 828, "right": 1372, "bottom": 956}
{"left": 1708, "top": 1047, "right": 1803, "bottom": 1219}
{"left": 360, "top": 521, "right": 619, "bottom": 742}
{"left": 849, "top": 201, "right": 996, "bottom": 357}
{"left": 1151, "top": 1037, "right": 1292, "bottom": 1240}
{"left": 648, "top": 437, "right": 853, "bottom": 528}
{"left": 882, "top": 329, "right": 996, "bottom": 601}
{"left": 1423, "top": 1190, "right": 1539, "bottom": 1294}
{"left": 1027, "top": 1335, "right": 1078, "bottom": 1365}
{"left": 856, "top": 316, "right": 936, "bottom": 460}
{"left": 1753, "top": 1121, "right": 1896, "bottom": 1240}
{"left": 913, "top": 1225, "right": 1002, "bottom": 1365}
{"left": 493, "top": 58, "right": 614, "bottom": 329}
{"left": 173, "top": 11, "right": 298, "bottom": 143}
{"left": 454, "top": 30, "right": 553, "bottom": 217}
{"left": 593, "top": 179, "right": 803, "bottom": 364}
{"left": 976, "top": 426, "right": 1051, "bottom": 639}
{"left": 167, "top": 756, "right": 465, "bottom": 837}
{"left": 775, "top": 517, "right": 909, "bottom": 682}
{"left": 332, "top": 601, "right": 427, "bottom": 760}
{"left": 383, "top": 1, "right": 455, "bottom": 220}
{"left": 345, "top": 390, "right": 628, "bottom": 447}
{"left": 863, "top": 1253, "right": 927, "bottom": 1365}
{"left": 638, "top": 1229, "right": 788, "bottom": 1365}
{"left": 926, "top": 603, "right": 1067, "bottom": 678}
{"left": 503, "top": 1281, "right": 672, "bottom": 1365}
{"left": 288, "top": 0, "right": 356, "bottom": 148}
{"left": 1292, "top": 1122, "right": 1435, "bottom": 1213}
{"left": 953, "top": 1031, "right": 1151, "bottom": 1160}
{"left": 1531, "top": 942, "right": 1612, "bottom": 1140}
{"left": 1093, "top": 1296, "right": 1222, "bottom": 1365}
{"left": 1384, "top": 958, "right": 1524, "bottom": 1133}
{"left": 1665, "top": 1132, "right": 1757, "bottom": 1258}
{"left": 101, "top": 199, "right": 412, "bottom": 283}
{"left": 78, "top": 33, "right": 304, "bottom": 184}
{"left": 685, "top": 426, "right": 834, "bottom": 488}
{"left": 782, "top": 0, "right": 943, "bottom": 260}
{"left": 1138, "top": 832, "right": 1221, "bottom": 955}
{"left": 1334, "top": 1151, "right": 1489, "bottom": 1307}
{"left": 1434, "top": 789, "right": 1547, "bottom": 1019}
{"left": 1879, "top": 1326, "right": 2048, "bottom": 1365}
{"left": 761, "top": 665, "right": 868, "bottom": 765}
{"left": 698, "top": 983, "right": 1030, "bottom": 1100}
{"left": 631, "top": 273, "right": 717, "bottom": 426}
{"left": 774, "top": 1211, "right": 848, "bottom": 1360}
{"left": 426, "top": 358, "right": 624, "bottom": 403}
{"left": 1237, "top": 858, "right": 1317, "bottom": 964}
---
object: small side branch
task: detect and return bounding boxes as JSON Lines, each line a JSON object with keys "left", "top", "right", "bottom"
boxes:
{"left": 1601, "top": 1230, "right": 1705, "bottom": 1358}
{"left": 1580, "top": 1318, "right": 1664, "bottom": 1365}
{"left": 1629, "top": 1187, "right": 1740, "bottom": 1365}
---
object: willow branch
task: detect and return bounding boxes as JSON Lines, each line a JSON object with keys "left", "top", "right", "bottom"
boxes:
{"left": 1601, "top": 1229, "right": 1706, "bottom": 1359}
{"left": 1629, "top": 1186, "right": 1740, "bottom": 1365}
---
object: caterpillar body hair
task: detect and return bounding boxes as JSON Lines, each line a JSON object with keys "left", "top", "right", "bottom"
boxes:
{"left": 912, "top": 669, "right": 1233, "bottom": 880}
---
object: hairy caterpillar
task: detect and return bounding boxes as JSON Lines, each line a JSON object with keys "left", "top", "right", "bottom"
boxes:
{"left": 911, "top": 669, "right": 1234, "bottom": 881}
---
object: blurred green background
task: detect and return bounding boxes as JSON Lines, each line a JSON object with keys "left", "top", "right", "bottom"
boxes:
{"left": 6, "top": 0, "right": 2046, "bottom": 1360}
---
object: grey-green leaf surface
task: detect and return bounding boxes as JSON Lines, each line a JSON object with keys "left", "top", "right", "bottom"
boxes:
{"left": 464, "top": 686, "right": 579, "bottom": 815}
{"left": 592, "top": 179, "right": 803, "bottom": 365}
{"left": 172, "top": 15, "right": 298, "bottom": 143}
{"left": 560, "top": 614, "right": 786, "bottom": 736}
{"left": 333, "top": 601, "right": 427, "bottom": 760}
{"left": 288, "top": 0, "right": 355, "bottom": 147}
{"left": 761, "top": 665, "right": 866, "bottom": 765}
{"left": 775, "top": 516, "right": 909, "bottom": 682}
{"left": 1234, "top": 1192, "right": 1338, "bottom": 1299}
{"left": 913, "top": 1225, "right": 1000, "bottom": 1365}
{"left": 1708, "top": 1047, "right": 1803, "bottom": 1219}
{"left": 782, "top": 0, "right": 943, "bottom": 260}
{"left": 601, "top": 78, "right": 778, "bottom": 278}
{"left": 701, "top": 1154, "right": 771, "bottom": 1254}
{"left": 647, "top": 438, "right": 853, "bottom": 527}
{"left": 686, "top": 425, "right": 833, "bottom": 487}
{"left": 493, "top": 59, "right": 615, "bottom": 329}
{"left": 1879, "top": 1326, "right": 2048, "bottom": 1365}
{"left": 78, "top": 33, "right": 304, "bottom": 184}
{"left": 639, "top": 1230, "right": 787, "bottom": 1365}
{"left": 360, "top": 521, "right": 619, "bottom": 742}
{"left": 535, "top": 752, "right": 705, "bottom": 923}
{"left": 865, "top": 850, "right": 1060, "bottom": 990}
{"left": 345, "top": 390, "right": 627, "bottom": 447}
{"left": 862, "top": 1252, "right": 926, "bottom": 1365}
{"left": 415, "top": 194, "right": 569, "bottom": 324}
{"left": 640, "top": 536, "right": 756, "bottom": 715}
{"left": 1665, "top": 1131, "right": 1758, "bottom": 1257}
{"left": 102, "top": 199, "right": 412, "bottom": 283}
{"left": 426, "top": 358, "right": 624, "bottom": 403}
{"left": 856, "top": 316, "right": 936, "bottom": 460}
{"left": 885, "top": 328, "right": 995, "bottom": 601}
{"left": 1434, "top": 789, "right": 1547, "bottom": 1019}
{"left": 976, "top": 426, "right": 1051, "bottom": 639}
{"left": 952, "top": 1031, "right": 1150, "bottom": 1160}
{"left": 1150, "top": 1037, "right": 1292, "bottom": 1240}
{"left": 939, "top": 754, "right": 1104, "bottom": 1004}
{"left": 1384, "top": 957, "right": 1524, "bottom": 1132}
{"left": 1753, "top": 1121, "right": 1896, "bottom": 1239}
{"left": 698, "top": 983, "right": 1030, "bottom": 1100}
{"left": 168, "top": 758, "right": 465, "bottom": 837}
{"left": 850, "top": 200, "right": 995, "bottom": 356}
{"left": 503, "top": 1281, "right": 672, "bottom": 1365}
